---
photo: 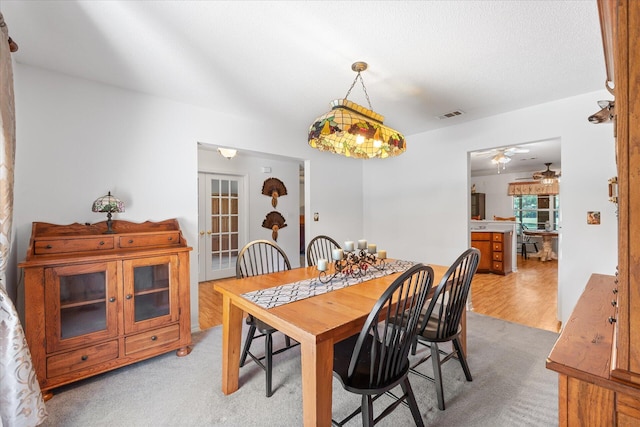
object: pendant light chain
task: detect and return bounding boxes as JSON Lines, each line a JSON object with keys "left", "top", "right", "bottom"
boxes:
{"left": 344, "top": 72, "right": 373, "bottom": 110}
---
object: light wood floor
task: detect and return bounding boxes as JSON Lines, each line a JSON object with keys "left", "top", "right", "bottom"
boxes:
{"left": 198, "top": 254, "right": 559, "bottom": 332}
{"left": 470, "top": 255, "right": 560, "bottom": 332}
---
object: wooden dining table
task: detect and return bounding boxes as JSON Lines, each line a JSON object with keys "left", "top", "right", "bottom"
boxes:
{"left": 214, "top": 262, "right": 459, "bottom": 427}
{"left": 523, "top": 230, "right": 559, "bottom": 262}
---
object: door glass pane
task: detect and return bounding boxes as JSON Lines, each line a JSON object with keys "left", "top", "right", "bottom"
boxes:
{"left": 133, "top": 264, "right": 170, "bottom": 322}
{"left": 208, "top": 177, "right": 241, "bottom": 273}
{"left": 59, "top": 272, "right": 107, "bottom": 339}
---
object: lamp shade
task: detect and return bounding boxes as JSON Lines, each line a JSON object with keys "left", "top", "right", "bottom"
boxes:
{"left": 91, "top": 191, "right": 125, "bottom": 213}
{"left": 308, "top": 99, "right": 406, "bottom": 159}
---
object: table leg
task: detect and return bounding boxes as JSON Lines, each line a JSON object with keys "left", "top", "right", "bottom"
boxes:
{"left": 540, "top": 236, "right": 557, "bottom": 262}
{"left": 221, "top": 294, "right": 243, "bottom": 394}
{"left": 300, "top": 339, "right": 333, "bottom": 427}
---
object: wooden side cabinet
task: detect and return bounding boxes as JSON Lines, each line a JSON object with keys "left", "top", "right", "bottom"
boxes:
{"left": 19, "top": 219, "right": 192, "bottom": 399}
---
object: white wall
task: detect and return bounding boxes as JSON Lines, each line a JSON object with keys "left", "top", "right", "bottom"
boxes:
{"left": 11, "top": 63, "right": 617, "bottom": 328}
{"left": 12, "top": 64, "right": 365, "bottom": 329}
{"left": 363, "top": 90, "right": 618, "bottom": 324}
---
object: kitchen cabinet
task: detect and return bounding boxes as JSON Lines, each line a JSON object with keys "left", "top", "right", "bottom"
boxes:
{"left": 471, "top": 231, "right": 512, "bottom": 275}
{"left": 19, "top": 219, "right": 192, "bottom": 399}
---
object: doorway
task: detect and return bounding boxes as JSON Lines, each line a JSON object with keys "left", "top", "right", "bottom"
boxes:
{"left": 468, "top": 138, "right": 561, "bottom": 329}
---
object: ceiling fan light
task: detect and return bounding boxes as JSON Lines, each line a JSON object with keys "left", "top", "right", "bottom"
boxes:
{"left": 491, "top": 153, "right": 511, "bottom": 164}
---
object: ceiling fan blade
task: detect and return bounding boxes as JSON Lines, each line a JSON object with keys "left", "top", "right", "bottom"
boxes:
{"left": 504, "top": 147, "right": 530, "bottom": 155}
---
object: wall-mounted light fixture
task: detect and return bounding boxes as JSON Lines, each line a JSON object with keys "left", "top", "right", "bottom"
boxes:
{"left": 217, "top": 148, "right": 238, "bottom": 160}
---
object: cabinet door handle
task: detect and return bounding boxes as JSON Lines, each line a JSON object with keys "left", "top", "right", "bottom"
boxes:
{"left": 126, "top": 294, "right": 132, "bottom": 300}
{"left": 613, "top": 288, "right": 618, "bottom": 294}
{"left": 99, "top": 241, "right": 105, "bottom": 246}
{"left": 81, "top": 355, "right": 88, "bottom": 361}
{"left": 46, "top": 244, "right": 52, "bottom": 249}
{"left": 612, "top": 300, "right": 617, "bottom": 307}
{"left": 128, "top": 239, "right": 134, "bottom": 244}
{"left": 168, "top": 237, "right": 173, "bottom": 241}
{"left": 151, "top": 335, "right": 157, "bottom": 341}
{"left": 609, "top": 316, "right": 617, "bottom": 324}
{"left": 109, "top": 297, "right": 116, "bottom": 303}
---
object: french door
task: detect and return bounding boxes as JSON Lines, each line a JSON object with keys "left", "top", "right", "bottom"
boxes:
{"left": 198, "top": 173, "right": 245, "bottom": 281}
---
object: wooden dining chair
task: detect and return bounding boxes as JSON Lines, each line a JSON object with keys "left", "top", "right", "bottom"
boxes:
{"left": 306, "top": 235, "right": 341, "bottom": 267}
{"left": 332, "top": 264, "right": 434, "bottom": 427}
{"left": 236, "top": 240, "right": 299, "bottom": 397}
{"left": 409, "top": 248, "right": 480, "bottom": 410}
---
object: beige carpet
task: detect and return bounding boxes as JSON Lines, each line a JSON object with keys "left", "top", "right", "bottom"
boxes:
{"left": 40, "top": 312, "right": 559, "bottom": 426}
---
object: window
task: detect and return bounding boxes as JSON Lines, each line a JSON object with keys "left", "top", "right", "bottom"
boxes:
{"left": 513, "top": 194, "right": 559, "bottom": 230}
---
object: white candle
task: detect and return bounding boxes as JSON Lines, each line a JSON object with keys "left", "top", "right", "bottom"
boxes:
{"left": 358, "top": 239, "right": 367, "bottom": 250}
{"left": 317, "top": 258, "right": 328, "bottom": 271}
{"left": 344, "top": 241, "right": 354, "bottom": 252}
{"left": 332, "top": 248, "right": 343, "bottom": 261}
{"left": 378, "top": 250, "right": 387, "bottom": 259}
{"left": 368, "top": 243, "right": 377, "bottom": 254}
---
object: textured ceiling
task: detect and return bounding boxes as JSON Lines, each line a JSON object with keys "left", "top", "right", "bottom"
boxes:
{"left": 2, "top": 1, "right": 605, "bottom": 169}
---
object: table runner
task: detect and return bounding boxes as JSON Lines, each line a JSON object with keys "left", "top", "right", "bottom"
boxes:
{"left": 242, "top": 259, "right": 417, "bottom": 309}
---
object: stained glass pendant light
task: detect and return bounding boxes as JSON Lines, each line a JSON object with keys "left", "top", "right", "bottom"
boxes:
{"left": 308, "top": 62, "right": 406, "bottom": 159}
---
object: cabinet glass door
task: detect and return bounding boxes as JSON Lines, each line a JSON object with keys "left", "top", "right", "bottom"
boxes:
{"left": 45, "top": 262, "right": 119, "bottom": 352}
{"left": 123, "top": 255, "right": 179, "bottom": 333}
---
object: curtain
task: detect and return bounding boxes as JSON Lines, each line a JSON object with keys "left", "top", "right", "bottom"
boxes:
{"left": 507, "top": 181, "right": 559, "bottom": 196}
{"left": 0, "top": 13, "right": 48, "bottom": 426}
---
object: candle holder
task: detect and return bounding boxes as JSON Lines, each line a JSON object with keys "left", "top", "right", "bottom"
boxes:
{"left": 316, "top": 248, "right": 386, "bottom": 284}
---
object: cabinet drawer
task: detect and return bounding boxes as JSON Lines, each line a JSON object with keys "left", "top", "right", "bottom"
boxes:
{"left": 118, "top": 232, "right": 181, "bottom": 249}
{"left": 492, "top": 252, "right": 503, "bottom": 261}
{"left": 492, "top": 242, "right": 503, "bottom": 252}
{"left": 125, "top": 324, "right": 180, "bottom": 355}
{"left": 471, "top": 232, "right": 490, "bottom": 241}
{"left": 35, "top": 237, "right": 114, "bottom": 255}
{"left": 492, "top": 233, "right": 504, "bottom": 242}
{"left": 47, "top": 340, "right": 118, "bottom": 378}
{"left": 492, "top": 261, "right": 504, "bottom": 272}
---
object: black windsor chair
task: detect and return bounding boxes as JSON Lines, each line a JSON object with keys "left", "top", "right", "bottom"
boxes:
{"left": 409, "top": 248, "right": 480, "bottom": 410}
{"left": 332, "top": 264, "right": 434, "bottom": 427}
{"left": 236, "top": 240, "right": 299, "bottom": 397}
{"left": 306, "top": 235, "right": 341, "bottom": 267}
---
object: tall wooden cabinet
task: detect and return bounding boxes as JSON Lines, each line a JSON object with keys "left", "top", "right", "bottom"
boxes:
{"left": 546, "top": 0, "right": 640, "bottom": 424}
{"left": 19, "top": 219, "right": 192, "bottom": 399}
{"left": 471, "top": 193, "right": 486, "bottom": 219}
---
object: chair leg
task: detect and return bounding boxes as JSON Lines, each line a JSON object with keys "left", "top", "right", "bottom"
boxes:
{"left": 265, "top": 331, "right": 273, "bottom": 397}
{"left": 361, "top": 395, "right": 374, "bottom": 427}
{"left": 453, "top": 338, "right": 472, "bottom": 381}
{"left": 522, "top": 243, "right": 527, "bottom": 259}
{"left": 239, "top": 324, "right": 256, "bottom": 367}
{"left": 430, "top": 343, "right": 445, "bottom": 410}
{"left": 401, "top": 378, "right": 425, "bottom": 427}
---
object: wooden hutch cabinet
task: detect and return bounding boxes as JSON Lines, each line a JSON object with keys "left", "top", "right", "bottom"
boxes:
{"left": 546, "top": 0, "right": 640, "bottom": 424}
{"left": 19, "top": 219, "right": 192, "bottom": 399}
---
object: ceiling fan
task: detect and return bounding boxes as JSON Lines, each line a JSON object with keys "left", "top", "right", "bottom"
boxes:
{"left": 533, "top": 163, "right": 561, "bottom": 184}
{"left": 472, "top": 146, "right": 530, "bottom": 173}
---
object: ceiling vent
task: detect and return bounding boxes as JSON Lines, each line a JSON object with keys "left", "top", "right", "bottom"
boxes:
{"left": 437, "top": 110, "right": 464, "bottom": 120}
